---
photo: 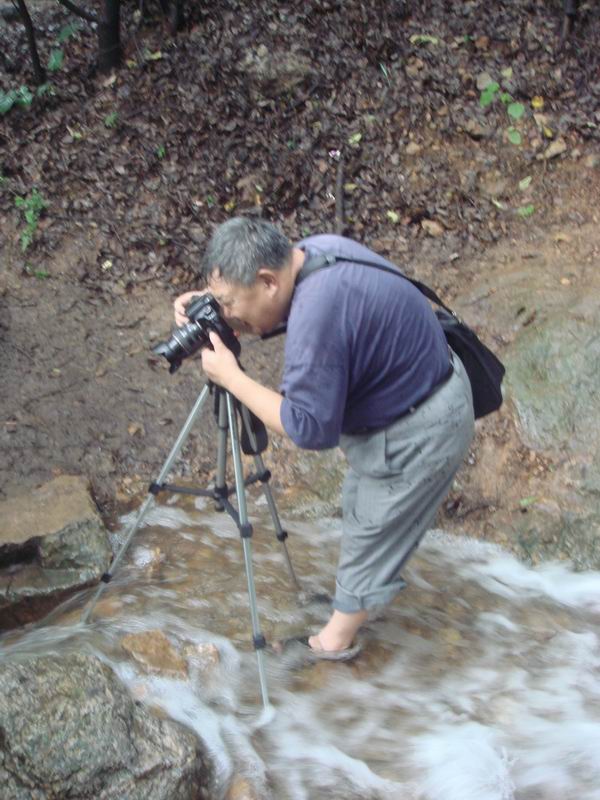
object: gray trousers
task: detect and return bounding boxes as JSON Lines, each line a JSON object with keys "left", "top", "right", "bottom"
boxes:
{"left": 334, "top": 354, "right": 474, "bottom": 613}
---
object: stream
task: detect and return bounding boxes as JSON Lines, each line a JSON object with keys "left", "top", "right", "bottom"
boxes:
{"left": 1, "top": 491, "right": 600, "bottom": 800}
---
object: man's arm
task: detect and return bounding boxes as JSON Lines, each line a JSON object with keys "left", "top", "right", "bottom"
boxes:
{"left": 227, "top": 370, "right": 285, "bottom": 435}
{"left": 201, "top": 331, "right": 286, "bottom": 436}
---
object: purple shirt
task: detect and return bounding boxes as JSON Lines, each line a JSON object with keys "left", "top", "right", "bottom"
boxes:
{"left": 279, "top": 234, "right": 450, "bottom": 449}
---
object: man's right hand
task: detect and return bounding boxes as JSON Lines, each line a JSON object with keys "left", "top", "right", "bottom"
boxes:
{"left": 173, "top": 291, "right": 205, "bottom": 327}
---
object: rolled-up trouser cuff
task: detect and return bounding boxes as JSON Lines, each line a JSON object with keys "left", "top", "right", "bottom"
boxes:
{"left": 332, "top": 577, "right": 407, "bottom": 613}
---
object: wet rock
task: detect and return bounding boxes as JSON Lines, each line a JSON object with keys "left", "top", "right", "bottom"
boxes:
{"left": 121, "top": 629, "right": 189, "bottom": 676}
{"left": 226, "top": 776, "right": 261, "bottom": 800}
{"left": 0, "top": 475, "right": 112, "bottom": 630}
{"left": 182, "top": 641, "right": 221, "bottom": 671}
{"left": 0, "top": 653, "right": 213, "bottom": 800}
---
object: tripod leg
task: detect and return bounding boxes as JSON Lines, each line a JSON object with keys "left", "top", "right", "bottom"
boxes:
{"left": 238, "top": 405, "right": 302, "bottom": 591}
{"left": 226, "top": 392, "right": 270, "bottom": 710}
{"left": 82, "top": 383, "right": 212, "bottom": 623}
{"left": 213, "top": 388, "right": 229, "bottom": 510}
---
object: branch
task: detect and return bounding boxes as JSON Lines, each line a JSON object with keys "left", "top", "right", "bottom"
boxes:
{"left": 55, "top": 0, "right": 97, "bottom": 23}
{"left": 12, "top": 0, "right": 46, "bottom": 84}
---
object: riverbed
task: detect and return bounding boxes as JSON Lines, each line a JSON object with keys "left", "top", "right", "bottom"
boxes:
{"left": 1, "top": 493, "right": 599, "bottom": 800}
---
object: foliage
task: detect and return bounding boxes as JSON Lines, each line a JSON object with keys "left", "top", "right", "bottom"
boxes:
{"left": 480, "top": 78, "right": 526, "bottom": 146}
{"left": 0, "top": 21, "right": 77, "bottom": 115}
{"left": 104, "top": 112, "right": 119, "bottom": 128}
{"left": 14, "top": 189, "right": 48, "bottom": 252}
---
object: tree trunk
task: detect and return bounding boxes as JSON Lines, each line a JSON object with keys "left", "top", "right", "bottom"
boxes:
{"left": 97, "top": 0, "right": 122, "bottom": 72}
{"left": 159, "top": 0, "right": 185, "bottom": 33}
{"left": 14, "top": 0, "right": 46, "bottom": 84}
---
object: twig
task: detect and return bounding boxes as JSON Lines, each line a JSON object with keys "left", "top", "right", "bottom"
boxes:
{"left": 335, "top": 154, "right": 344, "bottom": 235}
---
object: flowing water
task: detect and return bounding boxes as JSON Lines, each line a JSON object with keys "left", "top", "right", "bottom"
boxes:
{"left": 2, "top": 491, "right": 600, "bottom": 800}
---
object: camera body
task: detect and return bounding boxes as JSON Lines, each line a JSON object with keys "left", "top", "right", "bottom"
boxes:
{"left": 153, "top": 293, "right": 241, "bottom": 374}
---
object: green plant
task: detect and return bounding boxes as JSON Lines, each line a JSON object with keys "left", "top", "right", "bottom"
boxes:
{"left": 15, "top": 189, "right": 48, "bottom": 252}
{"left": 104, "top": 111, "right": 119, "bottom": 128}
{"left": 156, "top": 144, "right": 166, "bottom": 159}
{"left": 479, "top": 79, "right": 526, "bottom": 146}
{"left": 24, "top": 264, "right": 50, "bottom": 279}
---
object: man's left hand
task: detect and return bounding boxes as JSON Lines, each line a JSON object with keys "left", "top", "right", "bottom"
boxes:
{"left": 201, "top": 331, "right": 241, "bottom": 389}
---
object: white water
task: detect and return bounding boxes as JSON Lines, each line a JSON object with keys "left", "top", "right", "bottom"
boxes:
{"left": 2, "top": 500, "right": 600, "bottom": 800}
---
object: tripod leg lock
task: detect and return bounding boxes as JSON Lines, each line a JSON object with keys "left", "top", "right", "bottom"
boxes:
{"left": 149, "top": 482, "right": 164, "bottom": 496}
{"left": 100, "top": 572, "right": 112, "bottom": 583}
{"left": 240, "top": 523, "right": 253, "bottom": 539}
{"left": 258, "top": 469, "right": 272, "bottom": 484}
{"left": 253, "top": 634, "right": 267, "bottom": 650}
{"left": 276, "top": 529, "right": 288, "bottom": 543}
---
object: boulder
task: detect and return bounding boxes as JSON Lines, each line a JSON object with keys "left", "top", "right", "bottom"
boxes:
{"left": 0, "top": 652, "right": 213, "bottom": 800}
{"left": 239, "top": 44, "right": 314, "bottom": 97}
{"left": 0, "top": 475, "right": 112, "bottom": 629}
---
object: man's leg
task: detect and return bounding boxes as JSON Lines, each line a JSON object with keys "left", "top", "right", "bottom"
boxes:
{"left": 311, "top": 358, "right": 474, "bottom": 653}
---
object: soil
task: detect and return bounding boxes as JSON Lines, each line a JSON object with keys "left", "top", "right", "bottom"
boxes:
{"left": 1, "top": 0, "right": 600, "bottom": 529}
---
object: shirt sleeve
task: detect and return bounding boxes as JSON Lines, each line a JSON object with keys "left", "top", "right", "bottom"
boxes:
{"left": 280, "top": 361, "right": 349, "bottom": 449}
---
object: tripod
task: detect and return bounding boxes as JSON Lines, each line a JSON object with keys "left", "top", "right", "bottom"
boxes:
{"left": 82, "top": 382, "right": 302, "bottom": 710}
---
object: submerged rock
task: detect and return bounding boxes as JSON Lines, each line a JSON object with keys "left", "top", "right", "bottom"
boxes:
{"left": 0, "top": 475, "right": 112, "bottom": 629}
{"left": 0, "top": 652, "right": 213, "bottom": 800}
{"left": 121, "top": 629, "right": 189, "bottom": 676}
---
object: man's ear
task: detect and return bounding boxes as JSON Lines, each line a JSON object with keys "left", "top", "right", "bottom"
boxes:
{"left": 257, "top": 268, "right": 279, "bottom": 294}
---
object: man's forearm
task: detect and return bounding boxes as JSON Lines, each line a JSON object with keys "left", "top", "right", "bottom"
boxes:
{"left": 228, "top": 371, "right": 286, "bottom": 436}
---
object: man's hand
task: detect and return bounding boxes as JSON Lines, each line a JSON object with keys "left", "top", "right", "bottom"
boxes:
{"left": 201, "top": 331, "right": 241, "bottom": 390}
{"left": 174, "top": 291, "right": 205, "bottom": 327}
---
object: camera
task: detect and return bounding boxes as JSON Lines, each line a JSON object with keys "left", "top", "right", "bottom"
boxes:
{"left": 152, "top": 294, "right": 241, "bottom": 374}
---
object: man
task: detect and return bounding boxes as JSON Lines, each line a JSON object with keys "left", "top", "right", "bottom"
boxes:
{"left": 174, "top": 217, "right": 474, "bottom": 660}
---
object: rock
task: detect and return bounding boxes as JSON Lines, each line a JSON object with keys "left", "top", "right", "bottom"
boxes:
{"left": 421, "top": 219, "right": 445, "bottom": 237}
{"left": 478, "top": 172, "right": 508, "bottom": 199}
{"left": 464, "top": 118, "right": 490, "bottom": 140}
{"left": 240, "top": 44, "right": 314, "bottom": 97}
{"left": 121, "top": 629, "right": 189, "bottom": 676}
{"left": 0, "top": 476, "right": 112, "bottom": 630}
{"left": 226, "top": 776, "right": 261, "bottom": 800}
{"left": 0, "top": 653, "right": 213, "bottom": 800}
{"left": 182, "top": 641, "right": 221, "bottom": 671}
{"left": 584, "top": 154, "right": 600, "bottom": 169}
{"left": 476, "top": 71, "right": 494, "bottom": 91}
{"left": 405, "top": 141, "right": 422, "bottom": 156}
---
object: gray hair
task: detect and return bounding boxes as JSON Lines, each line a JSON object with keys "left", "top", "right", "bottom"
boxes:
{"left": 201, "top": 217, "right": 292, "bottom": 286}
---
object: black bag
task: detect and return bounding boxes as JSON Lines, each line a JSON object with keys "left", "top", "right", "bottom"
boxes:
{"left": 296, "top": 252, "right": 505, "bottom": 419}
{"left": 433, "top": 309, "right": 504, "bottom": 419}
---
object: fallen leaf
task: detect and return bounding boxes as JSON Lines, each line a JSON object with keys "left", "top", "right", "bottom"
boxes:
{"left": 128, "top": 423, "right": 144, "bottom": 436}
{"left": 553, "top": 232, "right": 572, "bottom": 243}
{"left": 518, "top": 176, "right": 532, "bottom": 191}
{"left": 531, "top": 96, "right": 544, "bottom": 110}
{"left": 517, "top": 204, "right": 535, "bottom": 218}
{"left": 541, "top": 138, "right": 567, "bottom": 160}
{"left": 409, "top": 34, "right": 439, "bottom": 45}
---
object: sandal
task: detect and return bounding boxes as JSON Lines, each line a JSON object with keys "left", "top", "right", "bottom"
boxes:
{"left": 271, "top": 635, "right": 362, "bottom": 663}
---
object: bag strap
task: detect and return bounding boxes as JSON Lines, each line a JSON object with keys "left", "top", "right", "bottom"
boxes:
{"left": 295, "top": 252, "right": 457, "bottom": 318}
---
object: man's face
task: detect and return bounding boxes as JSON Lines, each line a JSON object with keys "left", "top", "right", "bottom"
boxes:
{"left": 207, "top": 269, "right": 286, "bottom": 336}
